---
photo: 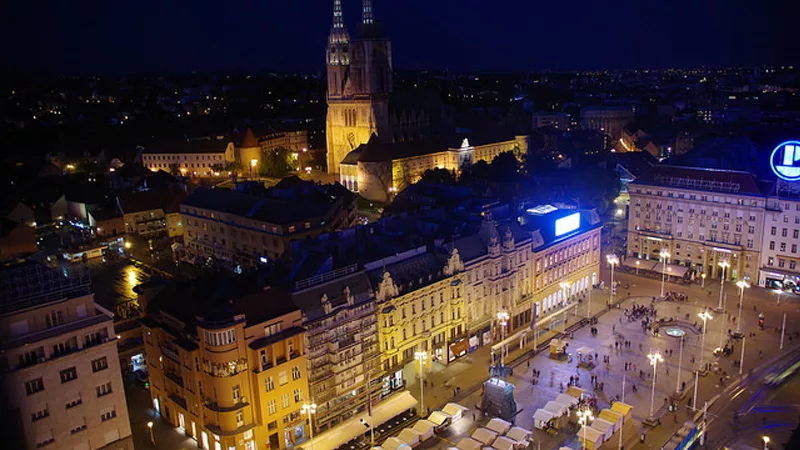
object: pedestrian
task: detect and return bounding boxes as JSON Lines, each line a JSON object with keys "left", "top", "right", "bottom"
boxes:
{"left": 473, "top": 412, "right": 476, "bottom": 421}
{"left": 527, "top": 360, "right": 530, "bottom": 369}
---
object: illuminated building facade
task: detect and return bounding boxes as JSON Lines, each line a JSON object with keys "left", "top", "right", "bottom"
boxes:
{"left": 0, "top": 263, "right": 133, "bottom": 450}
{"left": 580, "top": 106, "right": 635, "bottom": 141}
{"left": 759, "top": 184, "right": 800, "bottom": 291}
{"left": 142, "top": 138, "right": 236, "bottom": 177}
{"left": 139, "top": 281, "right": 309, "bottom": 450}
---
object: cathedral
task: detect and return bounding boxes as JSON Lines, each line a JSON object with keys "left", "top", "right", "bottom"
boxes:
{"left": 325, "top": 1, "right": 529, "bottom": 202}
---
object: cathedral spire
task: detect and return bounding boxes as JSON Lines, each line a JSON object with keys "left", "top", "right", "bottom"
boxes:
{"left": 332, "top": 0, "right": 345, "bottom": 30}
{"left": 362, "top": 0, "right": 374, "bottom": 24}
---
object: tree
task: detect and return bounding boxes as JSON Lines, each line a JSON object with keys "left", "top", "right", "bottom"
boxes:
{"left": 489, "top": 151, "right": 521, "bottom": 181}
{"left": 225, "top": 161, "right": 243, "bottom": 174}
{"left": 458, "top": 160, "right": 491, "bottom": 184}
{"left": 420, "top": 168, "right": 456, "bottom": 185}
{"left": 258, "top": 147, "right": 297, "bottom": 178}
{"left": 168, "top": 163, "right": 180, "bottom": 176}
{"left": 210, "top": 163, "right": 225, "bottom": 174}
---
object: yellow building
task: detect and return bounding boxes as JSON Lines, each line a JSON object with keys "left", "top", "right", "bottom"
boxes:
{"left": 138, "top": 281, "right": 310, "bottom": 450}
{"left": 369, "top": 247, "right": 466, "bottom": 393}
{"left": 142, "top": 137, "right": 236, "bottom": 177}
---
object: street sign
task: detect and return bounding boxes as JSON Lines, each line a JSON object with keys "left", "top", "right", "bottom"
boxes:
{"left": 771, "top": 140, "right": 800, "bottom": 182}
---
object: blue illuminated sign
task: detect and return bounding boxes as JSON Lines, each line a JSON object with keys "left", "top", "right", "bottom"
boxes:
{"left": 771, "top": 141, "right": 800, "bottom": 182}
{"left": 555, "top": 213, "right": 580, "bottom": 237}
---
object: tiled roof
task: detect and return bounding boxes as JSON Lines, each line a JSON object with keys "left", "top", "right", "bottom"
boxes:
{"left": 632, "top": 165, "right": 765, "bottom": 196}
{"left": 144, "top": 137, "right": 230, "bottom": 154}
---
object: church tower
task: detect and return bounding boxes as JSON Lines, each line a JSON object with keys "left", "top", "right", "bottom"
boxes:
{"left": 326, "top": 0, "right": 393, "bottom": 174}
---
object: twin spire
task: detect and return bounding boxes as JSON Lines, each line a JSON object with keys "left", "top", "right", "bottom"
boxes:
{"left": 332, "top": 0, "right": 376, "bottom": 27}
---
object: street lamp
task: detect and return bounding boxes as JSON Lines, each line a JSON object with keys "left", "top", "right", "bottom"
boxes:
{"left": 301, "top": 403, "right": 317, "bottom": 450}
{"left": 147, "top": 421, "right": 155, "bottom": 446}
{"left": 607, "top": 254, "right": 619, "bottom": 307}
{"left": 635, "top": 260, "right": 640, "bottom": 275}
{"left": 414, "top": 351, "right": 427, "bottom": 417}
{"left": 698, "top": 310, "right": 713, "bottom": 368}
{"left": 660, "top": 249, "right": 670, "bottom": 298}
{"left": 250, "top": 158, "right": 258, "bottom": 178}
{"left": 496, "top": 311, "right": 510, "bottom": 366}
{"left": 701, "top": 273, "right": 706, "bottom": 288}
{"left": 577, "top": 408, "right": 594, "bottom": 450}
{"left": 763, "top": 435, "right": 770, "bottom": 450}
{"left": 648, "top": 351, "right": 664, "bottom": 420}
{"left": 717, "top": 261, "right": 730, "bottom": 311}
{"left": 735, "top": 281, "right": 750, "bottom": 335}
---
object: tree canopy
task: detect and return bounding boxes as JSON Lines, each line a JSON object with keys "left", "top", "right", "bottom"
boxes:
{"left": 419, "top": 167, "right": 456, "bottom": 184}
{"left": 258, "top": 147, "right": 297, "bottom": 178}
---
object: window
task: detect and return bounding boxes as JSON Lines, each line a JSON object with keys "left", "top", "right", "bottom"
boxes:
{"left": 294, "top": 388, "right": 303, "bottom": 402}
{"left": 236, "top": 411, "right": 245, "bottom": 427}
{"left": 279, "top": 371, "right": 288, "bottom": 385}
{"left": 101, "top": 408, "right": 117, "bottom": 422}
{"left": 91, "top": 357, "right": 108, "bottom": 373}
{"left": 204, "top": 329, "right": 236, "bottom": 346}
{"left": 268, "top": 400, "right": 277, "bottom": 415}
{"left": 281, "top": 393, "right": 291, "bottom": 409}
{"left": 60, "top": 367, "right": 78, "bottom": 383}
{"left": 291, "top": 366, "right": 301, "bottom": 380}
{"left": 264, "top": 322, "right": 282, "bottom": 337}
{"left": 768, "top": 257, "right": 774, "bottom": 266}
{"left": 96, "top": 381, "right": 112, "bottom": 397}
{"left": 25, "top": 378, "right": 44, "bottom": 395}
{"left": 771, "top": 227, "right": 777, "bottom": 236}
{"left": 45, "top": 311, "right": 64, "bottom": 328}
{"left": 32, "top": 407, "right": 49, "bottom": 422}
{"left": 770, "top": 241, "right": 776, "bottom": 250}
{"left": 265, "top": 377, "right": 274, "bottom": 391}
{"left": 233, "top": 385, "right": 241, "bottom": 402}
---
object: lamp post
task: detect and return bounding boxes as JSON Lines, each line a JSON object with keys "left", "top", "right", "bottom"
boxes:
{"left": 675, "top": 335, "right": 684, "bottom": 395}
{"left": 414, "top": 351, "right": 427, "bottom": 417}
{"left": 660, "top": 249, "right": 670, "bottom": 298}
{"left": 250, "top": 158, "right": 258, "bottom": 178}
{"left": 763, "top": 435, "right": 770, "bottom": 450}
{"left": 736, "top": 281, "right": 750, "bottom": 335}
{"left": 648, "top": 351, "right": 664, "bottom": 420}
{"left": 302, "top": 403, "right": 317, "bottom": 450}
{"left": 577, "top": 408, "right": 595, "bottom": 450}
{"left": 701, "top": 273, "right": 706, "bottom": 288}
{"left": 717, "top": 261, "right": 730, "bottom": 311}
{"left": 147, "top": 421, "right": 155, "bottom": 446}
{"left": 496, "top": 312, "right": 509, "bottom": 366}
{"left": 635, "top": 260, "right": 640, "bottom": 275}
{"left": 698, "top": 310, "right": 713, "bottom": 368}
{"left": 607, "top": 254, "right": 619, "bottom": 307}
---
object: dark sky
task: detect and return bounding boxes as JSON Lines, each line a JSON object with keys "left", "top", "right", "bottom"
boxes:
{"left": 3, "top": 0, "right": 795, "bottom": 74}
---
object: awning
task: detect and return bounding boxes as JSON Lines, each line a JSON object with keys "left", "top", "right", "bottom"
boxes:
{"left": 297, "top": 391, "right": 417, "bottom": 450}
{"left": 659, "top": 263, "right": 690, "bottom": 277}
{"left": 450, "top": 339, "right": 469, "bottom": 356}
{"left": 622, "top": 258, "right": 657, "bottom": 271}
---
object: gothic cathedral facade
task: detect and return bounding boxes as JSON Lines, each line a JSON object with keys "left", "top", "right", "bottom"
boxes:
{"left": 326, "top": 0, "right": 393, "bottom": 174}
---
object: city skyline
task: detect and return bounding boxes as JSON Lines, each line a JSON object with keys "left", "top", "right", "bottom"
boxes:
{"left": 3, "top": 0, "right": 796, "bottom": 75}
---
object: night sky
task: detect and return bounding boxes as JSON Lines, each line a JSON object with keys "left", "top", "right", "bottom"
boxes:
{"left": 3, "top": 0, "right": 795, "bottom": 74}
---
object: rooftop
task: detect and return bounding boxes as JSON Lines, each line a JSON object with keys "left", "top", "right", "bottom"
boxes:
{"left": 0, "top": 261, "right": 91, "bottom": 315}
{"left": 632, "top": 165, "right": 765, "bottom": 196}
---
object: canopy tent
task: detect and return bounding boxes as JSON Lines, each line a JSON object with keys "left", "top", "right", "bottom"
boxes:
{"left": 660, "top": 263, "right": 690, "bottom": 278}
{"left": 491, "top": 436, "right": 517, "bottom": 450}
{"left": 505, "top": 427, "right": 532, "bottom": 443}
{"left": 566, "top": 386, "right": 586, "bottom": 399}
{"left": 485, "top": 418, "right": 512, "bottom": 435}
{"left": 456, "top": 438, "right": 483, "bottom": 450}
{"left": 574, "top": 346, "right": 594, "bottom": 356}
{"left": 471, "top": 428, "right": 498, "bottom": 445}
{"left": 298, "top": 391, "right": 417, "bottom": 450}
{"left": 591, "top": 418, "right": 615, "bottom": 441}
{"left": 411, "top": 420, "right": 436, "bottom": 441}
{"left": 543, "top": 401, "right": 568, "bottom": 416}
{"left": 397, "top": 429, "right": 420, "bottom": 447}
{"left": 427, "top": 411, "right": 451, "bottom": 428}
{"left": 578, "top": 426, "right": 605, "bottom": 450}
{"left": 383, "top": 438, "right": 412, "bottom": 450}
{"left": 597, "top": 409, "right": 622, "bottom": 430}
{"left": 622, "top": 258, "right": 657, "bottom": 271}
{"left": 442, "top": 403, "right": 468, "bottom": 422}
{"left": 611, "top": 402, "right": 633, "bottom": 422}
{"left": 555, "top": 393, "right": 579, "bottom": 407}
{"left": 532, "top": 409, "right": 555, "bottom": 430}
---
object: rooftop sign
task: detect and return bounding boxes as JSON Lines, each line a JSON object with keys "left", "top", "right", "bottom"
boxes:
{"left": 771, "top": 141, "right": 800, "bottom": 182}
{"left": 555, "top": 212, "right": 580, "bottom": 237}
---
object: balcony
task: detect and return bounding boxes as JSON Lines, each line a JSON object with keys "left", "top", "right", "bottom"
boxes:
{"left": 169, "top": 392, "right": 188, "bottom": 409}
{"left": 165, "top": 371, "right": 184, "bottom": 388}
{"left": 204, "top": 398, "right": 250, "bottom": 413}
{"left": 161, "top": 346, "right": 180, "bottom": 363}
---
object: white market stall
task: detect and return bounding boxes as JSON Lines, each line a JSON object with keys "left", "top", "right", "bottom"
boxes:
{"left": 491, "top": 436, "right": 517, "bottom": 450}
{"left": 590, "top": 418, "right": 615, "bottom": 441}
{"left": 485, "top": 418, "right": 512, "bottom": 435}
{"left": 505, "top": 426, "right": 532, "bottom": 443}
{"left": 597, "top": 409, "right": 622, "bottom": 431}
{"left": 532, "top": 409, "right": 555, "bottom": 430}
{"left": 411, "top": 420, "right": 436, "bottom": 441}
{"left": 543, "top": 401, "right": 568, "bottom": 417}
{"left": 383, "top": 437, "right": 411, "bottom": 450}
{"left": 397, "top": 429, "right": 421, "bottom": 447}
{"left": 555, "top": 393, "right": 579, "bottom": 408}
{"left": 457, "top": 438, "right": 483, "bottom": 450}
{"left": 442, "top": 403, "right": 468, "bottom": 422}
{"left": 427, "top": 411, "right": 452, "bottom": 431}
{"left": 471, "top": 428, "right": 498, "bottom": 446}
{"left": 578, "top": 426, "right": 604, "bottom": 450}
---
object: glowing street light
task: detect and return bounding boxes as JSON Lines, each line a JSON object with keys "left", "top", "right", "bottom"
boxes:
{"left": 763, "top": 435, "right": 770, "bottom": 450}
{"left": 647, "top": 351, "right": 664, "bottom": 420}
{"left": 701, "top": 273, "right": 706, "bottom": 288}
{"left": 717, "top": 261, "right": 730, "bottom": 311}
{"left": 660, "top": 249, "right": 670, "bottom": 298}
{"left": 577, "top": 408, "right": 594, "bottom": 450}
{"left": 250, "top": 158, "right": 258, "bottom": 178}
{"left": 607, "top": 254, "right": 619, "bottom": 307}
{"left": 414, "top": 351, "right": 427, "bottom": 417}
{"left": 496, "top": 311, "right": 510, "bottom": 366}
{"left": 635, "top": 260, "right": 640, "bottom": 275}
{"left": 698, "top": 310, "right": 713, "bottom": 368}
{"left": 147, "top": 421, "right": 155, "bottom": 445}
{"left": 302, "top": 403, "right": 317, "bottom": 450}
{"left": 736, "top": 281, "right": 750, "bottom": 335}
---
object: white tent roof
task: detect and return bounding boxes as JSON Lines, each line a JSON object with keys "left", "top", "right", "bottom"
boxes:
{"left": 555, "top": 393, "right": 579, "bottom": 406}
{"left": 457, "top": 438, "right": 483, "bottom": 450}
{"left": 578, "top": 426, "right": 604, "bottom": 444}
{"left": 543, "top": 401, "right": 567, "bottom": 416}
{"left": 383, "top": 437, "right": 411, "bottom": 450}
{"left": 485, "top": 418, "right": 512, "bottom": 435}
{"left": 505, "top": 426, "right": 532, "bottom": 442}
{"left": 591, "top": 418, "right": 614, "bottom": 440}
{"left": 397, "top": 429, "right": 420, "bottom": 446}
{"left": 491, "top": 436, "right": 517, "bottom": 450}
{"left": 471, "top": 428, "right": 498, "bottom": 445}
{"left": 532, "top": 409, "right": 555, "bottom": 429}
{"left": 428, "top": 411, "right": 451, "bottom": 426}
{"left": 443, "top": 403, "right": 468, "bottom": 418}
{"left": 575, "top": 346, "right": 594, "bottom": 355}
{"left": 413, "top": 420, "right": 436, "bottom": 434}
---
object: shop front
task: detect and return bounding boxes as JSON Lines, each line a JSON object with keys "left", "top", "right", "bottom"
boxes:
{"left": 284, "top": 416, "right": 305, "bottom": 448}
{"left": 761, "top": 269, "right": 800, "bottom": 293}
{"left": 468, "top": 325, "right": 491, "bottom": 352}
{"left": 448, "top": 339, "right": 469, "bottom": 362}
